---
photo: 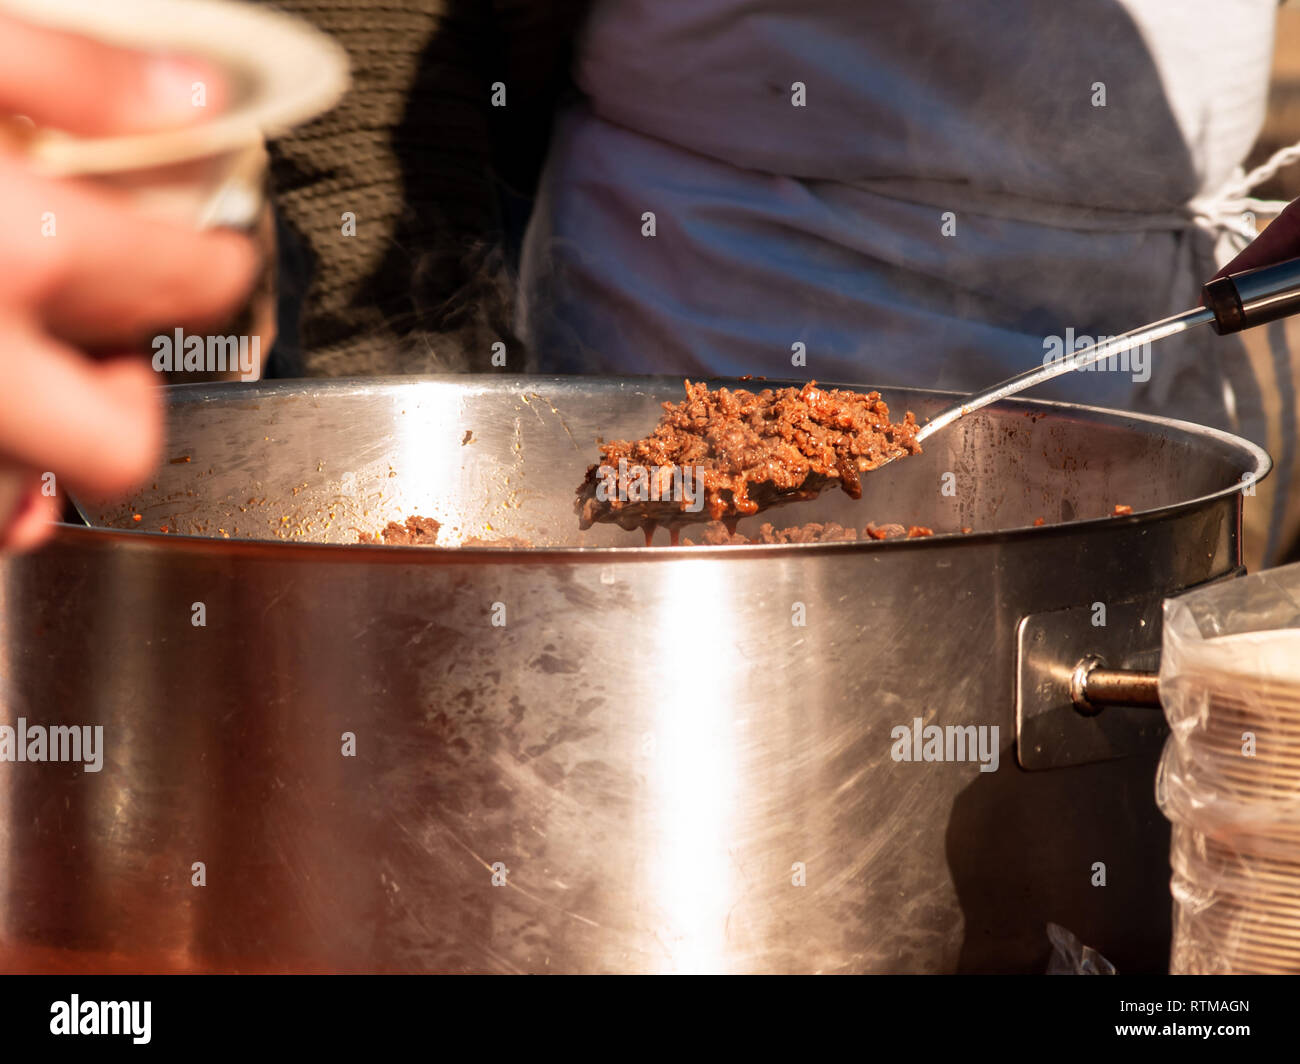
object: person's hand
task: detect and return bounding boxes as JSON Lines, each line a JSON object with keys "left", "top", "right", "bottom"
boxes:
{"left": 1214, "top": 197, "right": 1300, "bottom": 279}
{"left": 0, "top": 12, "right": 257, "bottom": 551}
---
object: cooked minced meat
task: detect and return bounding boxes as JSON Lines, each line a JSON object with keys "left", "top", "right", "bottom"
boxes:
{"left": 356, "top": 515, "right": 534, "bottom": 548}
{"left": 576, "top": 380, "right": 921, "bottom": 532}
{"left": 357, "top": 515, "right": 441, "bottom": 545}
{"left": 683, "top": 520, "right": 935, "bottom": 546}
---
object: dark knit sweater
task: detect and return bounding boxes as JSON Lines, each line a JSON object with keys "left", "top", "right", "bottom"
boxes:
{"left": 258, "top": 0, "right": 586, "bottom": 376}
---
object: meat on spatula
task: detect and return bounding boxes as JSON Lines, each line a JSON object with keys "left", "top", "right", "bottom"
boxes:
{"left": 576, "top": 380, "right": 922, "bottom": 533}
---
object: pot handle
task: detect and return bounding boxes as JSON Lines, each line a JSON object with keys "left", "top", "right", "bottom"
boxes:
{"left": 1016, "top": 569, "right": 1245, "bottom": 770}
{"left": 1068, "top": 656, "right": 1160, "bottom": 715}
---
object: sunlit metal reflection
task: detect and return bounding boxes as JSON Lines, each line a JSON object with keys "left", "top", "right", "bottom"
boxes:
{"left": 648, "top": 559, "right": 739, "bottom": 973}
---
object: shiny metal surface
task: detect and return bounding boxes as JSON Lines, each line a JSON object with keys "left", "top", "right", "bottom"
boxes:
{"left": 0, "top": 376, "right": 1271, "bottom": 973}
{"left": 1017, "top": 595, "right": 1170, "bottom": 771}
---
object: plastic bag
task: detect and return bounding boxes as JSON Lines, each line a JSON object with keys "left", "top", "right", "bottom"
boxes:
{"left": 1045, "top": 923, "right": 1116, "bottom": 975}
{"left": 1157, "top": 563, "right": 1300, "bottom": 974}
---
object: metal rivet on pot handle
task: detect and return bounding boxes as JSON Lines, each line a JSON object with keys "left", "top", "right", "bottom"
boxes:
{"left": 1202, "top": 256, "right": 1300, "bottom": 335}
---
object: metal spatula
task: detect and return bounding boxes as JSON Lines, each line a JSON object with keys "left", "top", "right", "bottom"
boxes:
{"left": 881, "top": 256, "right": 1300, "bottom": 466}
{"left": 581, "top": 257, "right": 1300, "bottom": 534}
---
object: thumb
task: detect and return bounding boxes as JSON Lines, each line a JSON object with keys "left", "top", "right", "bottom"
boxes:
{"left": 0, "top": 11, "right": 228, "bottom": 137}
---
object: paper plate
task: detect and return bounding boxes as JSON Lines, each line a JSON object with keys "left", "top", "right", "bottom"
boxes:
{"left": 0, "top": 0, "right": 349, "bottom": 175}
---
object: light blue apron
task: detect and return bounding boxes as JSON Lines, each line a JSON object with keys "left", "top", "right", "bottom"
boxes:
{"left": 518, "top": 0, "right": 1291, "bottom": 547}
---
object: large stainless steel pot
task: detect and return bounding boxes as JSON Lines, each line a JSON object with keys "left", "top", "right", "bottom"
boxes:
{"left": 0, "top": 376, "right": 1270, "bottom": 973}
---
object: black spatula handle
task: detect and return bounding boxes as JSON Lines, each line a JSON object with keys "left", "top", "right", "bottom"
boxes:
{"left": 1203, "top": 256, "right": 1300, "bottom": 335}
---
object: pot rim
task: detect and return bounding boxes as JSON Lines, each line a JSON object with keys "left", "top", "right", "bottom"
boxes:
{"left": 58, "top": 374, "right": 1272, "bottom": 562}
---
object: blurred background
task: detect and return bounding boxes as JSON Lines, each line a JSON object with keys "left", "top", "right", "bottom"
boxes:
{"left": 1251, "top": 2, "right": 1300, "bottom": 199}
